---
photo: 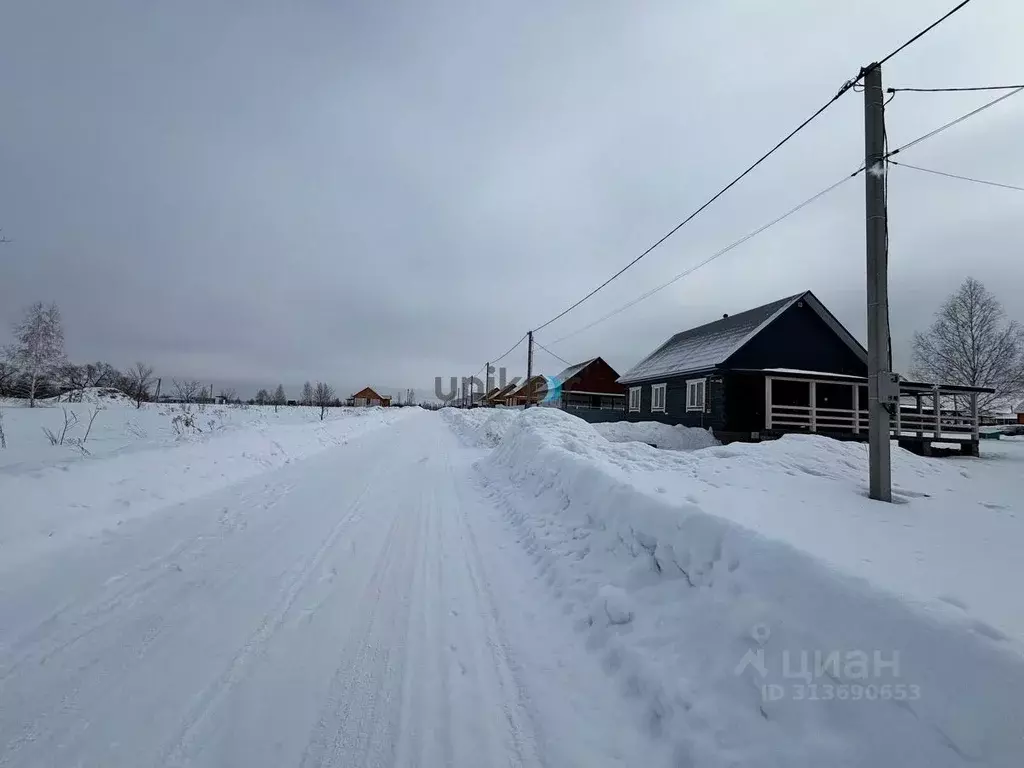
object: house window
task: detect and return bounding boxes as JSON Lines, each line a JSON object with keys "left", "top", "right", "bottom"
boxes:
{"left": 651, "top": 383, "right": 667, "bottom": 413}
{"left": 629, "top": 387, "right": 641, "bottom": 412}
{"left": 686, "top": 378, "right": 706, "bottom": 412}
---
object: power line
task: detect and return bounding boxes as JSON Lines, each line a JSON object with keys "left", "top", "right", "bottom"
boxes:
{"left": 545, "top": 167, "right": 865, "bottom": 346}
{"left": 530, "top": 80, "right": 859, "bottom": 335}
{"left": 886, "top": 85, "right": 1024, "bottom": 158}
{"left": 890, "top": 159, "right": 1024, "bottom": 192}
{"left": 529, "top": 0, "right": 980, "bottom": 337}
{"left": 888, "top": 85, "right": 1024, "bottom": 94}
{"left": 489, "top": 332, "right": 528, "bottom": 366}
{"left": 532, "top": 340, "right": 571, "bottom": 367}
{"left": 877, "top": 0, "right": 976, "bottom": 66}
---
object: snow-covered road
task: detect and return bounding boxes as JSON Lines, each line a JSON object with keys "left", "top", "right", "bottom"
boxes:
{"left": 0, "top": 411, "right": 660, "bottom": 768}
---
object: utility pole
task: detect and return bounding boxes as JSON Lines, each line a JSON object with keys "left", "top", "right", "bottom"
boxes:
{"left": 864, "top": 62, "right": 892, "bottom": 502}
{"left": 485, "top": 362, "right": 491, "bottom": 393}
{"left": 525, "top": 331, "right": 534, "bottom": 408}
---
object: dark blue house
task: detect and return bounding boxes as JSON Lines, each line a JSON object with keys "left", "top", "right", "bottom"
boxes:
{"left": 616, "top": 290, "right": 869, "bottom": 441}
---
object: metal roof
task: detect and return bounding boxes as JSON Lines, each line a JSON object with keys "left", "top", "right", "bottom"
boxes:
{"left": 618, "top": 290, "right": 869, "bottom": 385}
{"left": 618, "top": 293, "right": 802, "bottom": 383}
{"left": 553, "top": 357, "right": 598, "bottom": 383}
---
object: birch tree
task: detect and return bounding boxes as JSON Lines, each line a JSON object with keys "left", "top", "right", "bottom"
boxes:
{"left": 11, "top": 302, "right": 65, "bottom": 407}
{"left": 912, "top": 277, "right": 1024, "bottom": 411}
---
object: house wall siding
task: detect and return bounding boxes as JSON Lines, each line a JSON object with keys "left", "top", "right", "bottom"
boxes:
{"left": 563, "top": 358, "right": 626, "bottom": 396}
{"left": 626, "top": 375, "right": 725, "bottom": 430}
{"left": 725, "top": 302, "right": 867, "bottom": 376}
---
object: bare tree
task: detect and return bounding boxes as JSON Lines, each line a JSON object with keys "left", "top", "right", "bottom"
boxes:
{"left": 218, "top": 387, "right": 238, "bottom": 404}
{"left": 121, "top": 363, "right": 156, "bottom": 408}
{"left": 272, "top": 384, "right": 286, "bottom": 412}
{"left": 255, "top": 388, "right": 270, "bottom": 406}
{"left": 312, "top": 381, "right": 335, "bottom": 421}
{"left": 912, "top": 277, "right": 1024, "bottom": 411}
{"left": 173, "top": 379, "right": 203, "bottom": 404}
{"left": 11, "top": 301, "right": 65, "bottom": 407}
{"left": 301, "top": 381, "right": 313, "bottom": 407}
{"left": 0, "top": 357, "right": 16, "bottom": 398}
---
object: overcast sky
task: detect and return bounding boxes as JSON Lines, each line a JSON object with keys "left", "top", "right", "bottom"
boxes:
{"left": 2, "top": 0, "right": 1022, "bottom": 400}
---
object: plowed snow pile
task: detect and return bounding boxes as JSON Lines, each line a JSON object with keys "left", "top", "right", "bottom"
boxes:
{"left": 593, "top": 420, "right": 719, "bottom": 451}
{"left": 463, "top": 406, "right": 1024, "bottom": 767}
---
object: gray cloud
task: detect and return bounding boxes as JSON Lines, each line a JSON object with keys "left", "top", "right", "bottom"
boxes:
{"left": 2, "top": 0, "right": 1022, "bottom": 399}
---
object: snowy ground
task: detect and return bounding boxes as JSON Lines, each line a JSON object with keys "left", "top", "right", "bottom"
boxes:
{"left": 1, "top": 402, "right": 1021, "bottom": 766}
{"left": 454, "top": 407, "right": 1024, "bottom": 767}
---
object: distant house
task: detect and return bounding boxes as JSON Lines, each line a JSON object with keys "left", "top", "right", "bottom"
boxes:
{"left": 617, "top": 289, "right": 992, "bottom": 454}
{"left": 506, "top": 375, "right": 547, "bottom": 407}
{"left": 481, "top": 382, "right": 517, "bottom": 406}
{"left": 551, "top": 357, "right": 626, "bottom": 411}
{"left": 351, "top": 387, "right": 391, "bottom": 407}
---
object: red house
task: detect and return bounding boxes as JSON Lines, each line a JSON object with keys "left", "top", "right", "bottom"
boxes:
{"left": 351, "top": 387, "right": 391, "bottom": 407}
{"left": 552, "top": 357, "right": 626, "bottom": 411}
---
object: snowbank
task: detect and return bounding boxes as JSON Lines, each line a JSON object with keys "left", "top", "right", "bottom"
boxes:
{"left": 441, "top": 407, "right": 519, "bottom": 448}
{"left": 0, "top": 403, "right": 410, "bottom": 570}
{"left": 474, "top": 407, "right": 1024, "bottom": 767}
{"left": 593, "top": 420, "right": 719, "bottom": 451}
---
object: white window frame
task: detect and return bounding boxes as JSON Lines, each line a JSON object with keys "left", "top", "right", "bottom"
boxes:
{"left": 651, "top": 383, "right": 667, "bottom": 413}
{"left": 628, "top": 386, "right": 641, "bottom": 412}
{"left": 686, "top": 378, "right": 706, "bottom": 412}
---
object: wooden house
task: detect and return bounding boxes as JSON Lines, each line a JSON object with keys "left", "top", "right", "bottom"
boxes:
{"left": 351, "top": 387, "right": 391, "bottom": 407}
{"left": 506, "top": 375, "right": 547, "bottom": 407}
{"left": 551, "top": 357, "right": 626, "bottom": 411}
{"left": 617, "top": 290, "right": 991, "bottom": 454}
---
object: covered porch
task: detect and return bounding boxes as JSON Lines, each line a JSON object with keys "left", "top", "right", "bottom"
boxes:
{"left": 755, "top": 369, "right": 992, "bottom": 456}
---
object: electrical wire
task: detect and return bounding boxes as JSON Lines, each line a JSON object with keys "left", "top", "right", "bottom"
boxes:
{"left": 888, "top": 85, "right": 1024, "bottom": 94}
{"left": 544, "top": 167, "right": 865, "bottom": 346}
{"left": 876, "top": 0, "right": 976, "bottom": 66}
{"left": 886, "top": 86, "right": 1024, "bottom": 158}
{"left": 530, "top": 80, "right": 859, "bottom": 335}
{"left": 889, "top": 160, "right": 1024, "bottom": 192}
{"left": 488, "top": 332, "right": 529, "bottom": 366}
{"left": 529, "top": 1, "right": 980, "bottom": 337}
{"left": 533, "top": 340, "right": 572, "bottom": 367}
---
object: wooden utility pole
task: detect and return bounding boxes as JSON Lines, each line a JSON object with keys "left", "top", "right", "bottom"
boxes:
{"left": 864, "top": 62, "right": 893, "bottom": 502}
{"left": 525, "top": 331, "right": 534, "bottom": 408}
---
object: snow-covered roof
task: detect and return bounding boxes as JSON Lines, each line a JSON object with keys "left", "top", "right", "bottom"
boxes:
{"left": 554, "top": 358, "right": 598, "bottom": 383}
{"left": 618, "top": 293, "right": 802, "bottom": 383}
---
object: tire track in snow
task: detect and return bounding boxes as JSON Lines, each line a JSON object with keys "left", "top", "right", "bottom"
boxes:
{"left": 298, "top": 500, "right": 418, "bottom": 767}
{"left": 158, "top": 472, "right": 377, "bottom": 767}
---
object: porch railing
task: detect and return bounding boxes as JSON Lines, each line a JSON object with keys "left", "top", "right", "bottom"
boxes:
{"left": 765, "top": 375, "right": 980, "bottom": 441}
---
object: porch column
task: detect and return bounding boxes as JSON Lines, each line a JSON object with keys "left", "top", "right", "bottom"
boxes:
{"left": 971, "top": 392, "right": 980, "bottom": 441}
{"left": 809, "top": 380, "right": 817, "bottom": 432}
{"left": 933, "top": 386, "right": 941, "bottom": 439}
{"left": 916, "top": 394, "right": 923, "bottom": 438}
{"left": 852, "top": 384, "right": 859, "bottom": 434}
{"left": 765, "top": 377, "right": 773, "bottom": 430}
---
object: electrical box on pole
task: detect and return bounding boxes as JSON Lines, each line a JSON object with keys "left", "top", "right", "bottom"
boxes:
{"left": 864, "top": 62, "right": 893, "bottom": 502}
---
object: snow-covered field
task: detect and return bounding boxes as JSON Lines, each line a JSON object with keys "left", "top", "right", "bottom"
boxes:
{"left": 0, "top": 393, "right": 407, "bottom": 569}
{"left": 449, "top": 407, "right": 1024, "bottom": 767}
